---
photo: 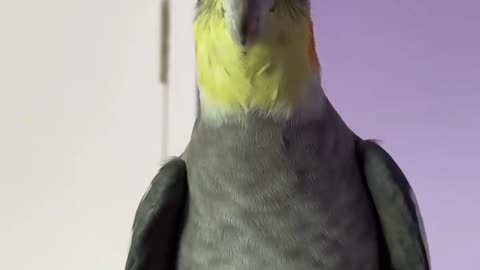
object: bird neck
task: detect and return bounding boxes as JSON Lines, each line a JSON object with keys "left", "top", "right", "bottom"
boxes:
{"left": 194, "top": 14, "right": 322, "bottom": 122}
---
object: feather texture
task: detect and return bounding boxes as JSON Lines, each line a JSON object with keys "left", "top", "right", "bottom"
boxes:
{"left": 194, "top": 2, "right": 318, "bottom": 118}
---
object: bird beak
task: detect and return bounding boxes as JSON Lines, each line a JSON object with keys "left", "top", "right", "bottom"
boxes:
{"left": 224, "top": 0, "right": 275, "bottom": 47}
{"left": 238, "top": 0, "right": 259, "bottom": 46}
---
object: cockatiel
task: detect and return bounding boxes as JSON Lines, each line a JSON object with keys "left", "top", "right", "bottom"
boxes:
{"left": 125, "top": 0, "right": 430, "bottom": 269}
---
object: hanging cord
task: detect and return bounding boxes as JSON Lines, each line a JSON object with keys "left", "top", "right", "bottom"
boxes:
{"left": 160, "top": 0, "right": 170, "bottom": 158}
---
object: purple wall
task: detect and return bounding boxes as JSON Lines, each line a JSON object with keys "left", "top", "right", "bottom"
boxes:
{"left": 311, "top": 1, "right": 479, "bottom": 269}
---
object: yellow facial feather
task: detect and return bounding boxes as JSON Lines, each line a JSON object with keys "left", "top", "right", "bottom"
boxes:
{"left": 194, "top": 5, "right": 319, "bottom": 115}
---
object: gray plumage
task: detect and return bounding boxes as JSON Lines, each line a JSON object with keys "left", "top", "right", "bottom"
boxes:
{"left": 125, "top": 158, "right": 187, "bottom": 270}
{"left": 178, "top": 102, "right": 379, "bottom": 270}
{"left": 125, "top": 101, "right": 430, "bottom": 270}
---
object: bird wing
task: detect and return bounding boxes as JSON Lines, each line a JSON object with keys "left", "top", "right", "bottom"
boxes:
{"left": 356, "top": 139, "right": 430, "bottom": 270}
{"left": 125, "top": 158, "right": 188, "bottom": 270}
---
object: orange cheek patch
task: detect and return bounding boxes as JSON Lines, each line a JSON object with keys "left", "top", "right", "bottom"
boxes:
{"left": 308, "top": 18, "right": 321, "bottom": 73}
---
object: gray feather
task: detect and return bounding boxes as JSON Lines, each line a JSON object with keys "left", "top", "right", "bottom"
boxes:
{"left": 125, "top": 158, "right": 188, "bottom": 270}
{"left": 356, "top": 139, "right": 430, "bottom": 270}
{"left": 178, "top": 104, "right": 380, "bottom": 270}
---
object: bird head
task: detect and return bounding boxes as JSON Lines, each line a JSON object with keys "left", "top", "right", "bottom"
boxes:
{"left": 193, "top": 0, "right": 320, "bottom": 120}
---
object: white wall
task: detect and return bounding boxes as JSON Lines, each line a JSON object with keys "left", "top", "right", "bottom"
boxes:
{"left": 0, "top": 1, "right": 196, "bottom": 269}
{"left": 166, "top": 0, "right": 197, "bottom": 156}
